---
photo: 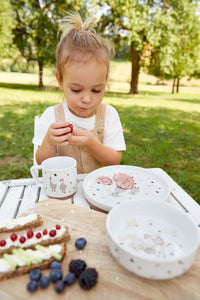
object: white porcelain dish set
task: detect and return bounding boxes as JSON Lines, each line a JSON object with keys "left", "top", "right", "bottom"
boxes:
{"left": 83, "top": 165, "right": 200, "bottom": 280}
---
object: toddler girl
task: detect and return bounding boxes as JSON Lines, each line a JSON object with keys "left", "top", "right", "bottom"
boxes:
{"left": 33, "top": 11, "right": 126, "bottom": 173}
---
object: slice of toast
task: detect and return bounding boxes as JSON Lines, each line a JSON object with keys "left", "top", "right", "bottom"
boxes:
{"left": 0, "top": 243, "right": 66, "bottom": 281}
{"left": 0, "top": 225, "right": 70, "bottom": 256}
{"left": 0, "top": 214, "right": 43, "bottom": 233}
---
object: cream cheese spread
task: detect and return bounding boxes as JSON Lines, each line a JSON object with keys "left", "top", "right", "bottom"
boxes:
{"left": 0, "top": 244, "right": 63, "bottom": 273}
{"left": 0, "top": 214, "right": 38, "bottom": 229}
{"left": 0, "top": 226, "right": 66, "bottom": 250}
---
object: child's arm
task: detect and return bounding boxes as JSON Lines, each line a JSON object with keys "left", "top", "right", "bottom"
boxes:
{"left": 68, "top": 130, "right": 122, "bottom": 165}
{"left": 35, "top": 121, "right": 72, "bottom": 164}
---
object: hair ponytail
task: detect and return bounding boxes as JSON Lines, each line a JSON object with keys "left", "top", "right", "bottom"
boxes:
{"left": 60, "top": 12, "right": 96, "bottom": 40}
{"left": 56, "top": 11, "right": 114, "bottom": 80}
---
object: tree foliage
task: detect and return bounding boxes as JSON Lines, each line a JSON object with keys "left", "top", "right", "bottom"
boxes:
{"left": 98, "top": 0, "right": 200, "bottom": 94}
{"left": 0, "top": 0, "right": 14, "bottom": 57}
{"left": 147, "top": 0, "right": 200, "bottom": 93}
{"left": 10, "top": 0, "right": 86, "bottom": 87}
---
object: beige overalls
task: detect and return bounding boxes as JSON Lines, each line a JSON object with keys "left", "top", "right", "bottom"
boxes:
{"left": 54, "top": 103, "right": 106, "bottom": 174}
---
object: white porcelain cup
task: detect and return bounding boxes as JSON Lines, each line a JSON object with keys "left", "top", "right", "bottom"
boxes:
{"left": 30, "top": 156, "right": 77, "bottom": 199}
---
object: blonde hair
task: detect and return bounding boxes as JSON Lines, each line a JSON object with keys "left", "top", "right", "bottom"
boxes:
{"left": 56, "top": 11, "right": 114, "bottom": 80}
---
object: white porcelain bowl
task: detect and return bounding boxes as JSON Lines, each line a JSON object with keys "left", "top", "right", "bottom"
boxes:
{"left": 106, "top": 200, "right": 200, "bottom": 280}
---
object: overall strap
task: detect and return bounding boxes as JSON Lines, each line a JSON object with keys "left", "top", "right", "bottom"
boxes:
{"left": 54, "top": 103, "right": 65, "bottom": 122}
{"left": 95, "top": 103, "right": 106, "bottom": 128}
{"left": 54, "top": 104, "right": 65, "bottom": 156}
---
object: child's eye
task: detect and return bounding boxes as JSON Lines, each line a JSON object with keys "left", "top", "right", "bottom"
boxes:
{"left": 71, "top": 89, "right": 81, "bottom": 93}
{"left": 92, "top": 89, "right": 101, "bottom": 93}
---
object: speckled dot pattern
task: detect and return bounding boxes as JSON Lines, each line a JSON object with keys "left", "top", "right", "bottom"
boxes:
{"left": 83, "top": 166, "right": 170, "bottom": 212}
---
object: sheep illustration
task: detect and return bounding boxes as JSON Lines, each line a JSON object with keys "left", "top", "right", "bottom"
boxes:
{"left": 60, "top": 178, "right": 67, "bottom": 193}
{"left": 49, "top": 177, "right": 57, "bottom": 192}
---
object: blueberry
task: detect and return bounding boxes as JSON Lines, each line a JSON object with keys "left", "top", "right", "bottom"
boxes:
{"left": 50, "top": 268, "right": 63, "bottom": 283}
{"left": 64, "top": 273, "right": 76, "bottom": 286}
{"left": 50, "top": 261, "right": 61, "bottom": 269}
{"left": 75, "top": 238, "right": 87, "bottom": 250}
{"left": 27, "top": 280, "right": 38, "bottom": 293}
{"left": 39, "top": 276, "right": 50, "bottom": 289}
{"left": 54, "top": 280, "right": 65, "bottom": 293}
{"left": 29, "top": 269, "right": 42, "bottom": 281}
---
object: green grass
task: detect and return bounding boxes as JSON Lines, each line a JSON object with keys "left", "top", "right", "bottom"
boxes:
{"left": 0, "top": 63, "right": 200, "bottom": 204}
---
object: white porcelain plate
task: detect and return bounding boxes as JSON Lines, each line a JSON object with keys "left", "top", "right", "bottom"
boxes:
{"left": 83, "top": 165, "right": 170, "bottom": 212}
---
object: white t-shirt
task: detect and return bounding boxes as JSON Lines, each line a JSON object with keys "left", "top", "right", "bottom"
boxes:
{"left": 32, "top": 101, "right": 126, "bottom": 151}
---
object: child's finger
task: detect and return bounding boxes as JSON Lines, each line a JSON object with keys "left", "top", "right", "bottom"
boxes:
{"left": 52, "top": 121, "right": 69, "bottom": 129}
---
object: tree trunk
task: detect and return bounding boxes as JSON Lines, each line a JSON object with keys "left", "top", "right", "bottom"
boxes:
{"left": 129, "top": 42, "right": 140, "bottom": 94}
{"left": 172, "top": 78, "right": 176, "bottom": 93}
{"left": 38, "top": 60, "right": 43, "bottom": 88}
{"left": 176, "top": 78, "right": 180, "bottom": 93}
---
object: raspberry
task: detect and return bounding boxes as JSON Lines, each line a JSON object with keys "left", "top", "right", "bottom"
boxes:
{"left": 79, "top": 268, "right": 98, "bottom": 290}
{"left": 36, "top": 232, "right": 42, "bottom": 239}
{"left": 0, "top": 240, "right": 6, "bottom": 247}
{"left": 10, "top": 233, "right": 18, "bottom": 242}
{"left": 27, "top": 230, "right": 34, "bottom": 239}
{"left": 43, "top": 229, "right": 48, "bottom": 235}
{"left": 69, "top": 259, "right": 87, "bottom": 277}
{"left": 19, "top": 236, "right": 26, "bottom": 243}
{"left": 49, "top": 229, "right": 56, "bottom": 237}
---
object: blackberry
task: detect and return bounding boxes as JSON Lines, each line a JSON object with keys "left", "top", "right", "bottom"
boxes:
{"left": 79, "top": 268, "right": 98, "bottom": 290}
{"left": 69, "top": 259, "right": 87, "bottom": 277}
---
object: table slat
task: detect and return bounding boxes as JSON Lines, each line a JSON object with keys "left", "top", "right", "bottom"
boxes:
{"left": 0, "top": 182, "right": 8, "bottom": 205}
{"left": 17, "top": 184, "right": 39, "bottom": 217}
{"left": 0, "top": 186, "right": 24, "bottom": 219}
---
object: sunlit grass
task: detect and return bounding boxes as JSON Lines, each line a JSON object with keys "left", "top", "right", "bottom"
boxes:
{"left": 0, "top": 62, "right": 200, "bottom": 204}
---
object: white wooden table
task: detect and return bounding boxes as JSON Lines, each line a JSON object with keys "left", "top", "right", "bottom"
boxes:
{"left": 0, "top": 168, "right": 200, "bottom": 228}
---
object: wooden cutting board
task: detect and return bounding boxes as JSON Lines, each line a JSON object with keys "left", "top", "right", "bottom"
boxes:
{"left": 0, "top": 199, "right": 200, "bottom": 300}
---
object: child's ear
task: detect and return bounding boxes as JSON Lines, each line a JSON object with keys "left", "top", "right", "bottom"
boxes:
{"left": 55, "top": 70, "right": 63, "bottom": 90}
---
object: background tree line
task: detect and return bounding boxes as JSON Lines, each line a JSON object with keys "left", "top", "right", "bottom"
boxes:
{"left": 1, "top": 0, "right": 200, "bottom": 94}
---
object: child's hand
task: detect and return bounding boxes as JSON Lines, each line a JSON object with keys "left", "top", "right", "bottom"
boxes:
{"left": 68, "top": 129, "right": 95, "bottom": 147}
{"left": 45, "top": 121, "right": 73, "bottom": 147}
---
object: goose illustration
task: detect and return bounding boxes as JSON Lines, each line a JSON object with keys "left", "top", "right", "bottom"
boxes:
{"left": 49, "top": 177, "right": 57, "bottom": 192}
{"left": 60, "top": 178, "right": 67, "bottom": 193}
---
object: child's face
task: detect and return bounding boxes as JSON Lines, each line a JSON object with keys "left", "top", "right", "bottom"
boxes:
{"left": 56, "top": 59, "right": 107, "bottom": 118}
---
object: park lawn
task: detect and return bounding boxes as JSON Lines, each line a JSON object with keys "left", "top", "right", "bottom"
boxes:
{"left": 0, "top": 67, "right": 200, "bottom": 204}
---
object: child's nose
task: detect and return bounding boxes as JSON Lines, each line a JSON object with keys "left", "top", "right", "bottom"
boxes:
{"left": 81, "top": 92, "right": 92, "bottom": 104}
